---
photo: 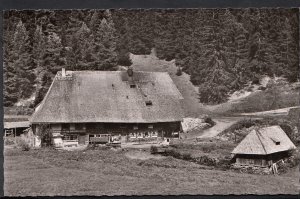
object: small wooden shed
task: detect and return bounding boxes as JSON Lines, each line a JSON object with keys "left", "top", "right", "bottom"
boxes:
{"left": 4, "top": 121, "right": 30, "bottom": 137}
{"left": 231, "top": 126, "right": 296, "bottom": 167}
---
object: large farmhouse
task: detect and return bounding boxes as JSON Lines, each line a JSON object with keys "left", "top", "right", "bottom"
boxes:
{"left": 30, "top": 68, "right": 184, "bottom": 147}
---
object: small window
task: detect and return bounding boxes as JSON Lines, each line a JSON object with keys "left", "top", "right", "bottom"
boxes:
{"left": 148, "top": 124, "right": 154, "bottom": 129}
{"left": 276, "top": 141, "right": 280, "bottom": 145}
{"left": 130, "top": 84, "right": 136, "bottom": 88}
{"left": 133, "top": 125, "right": 138, "bottom": 130}
{"left": 63, "top": 134, "right": 78, "bottom": 141}
{"left": 145, "top": 100, "right": 152, "bottom": 106}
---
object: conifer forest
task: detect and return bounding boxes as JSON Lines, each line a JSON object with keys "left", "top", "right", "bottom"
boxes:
{"left": 3, "top": 9, "right": 299, "bottom": 107}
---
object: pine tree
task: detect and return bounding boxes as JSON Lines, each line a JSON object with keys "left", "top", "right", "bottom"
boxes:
{"left": 70, "top": 22, "right": 96, "bottom": 69}
{"left": 92, "top": 10, "right": 118, "bottom": 70}
{"left": 42, "top": 23, "right": 66, "bottom": 74}
{"left": 4, "top": 20, "right": 36, "bottom": 105}
{"left": 33, "top": 25, "right": 46, "bottom": 69}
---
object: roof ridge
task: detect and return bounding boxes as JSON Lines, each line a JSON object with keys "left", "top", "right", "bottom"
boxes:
{"left": 256, "top": 129, "right": 268, "bottom": 155}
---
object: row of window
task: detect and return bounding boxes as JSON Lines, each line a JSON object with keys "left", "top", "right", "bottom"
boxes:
{"left": 62, "top": 135, "right": 78, "bottom": 141}
{"left": 60, "top": 124, "right": 155, "bottom": 130}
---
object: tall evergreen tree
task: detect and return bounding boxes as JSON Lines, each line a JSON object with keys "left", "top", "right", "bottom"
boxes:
{"left": 5, "top": 20, "right": 36, "bottom": 105}
{"left": 92, "top": 10, "right": 118, "bottom": 70}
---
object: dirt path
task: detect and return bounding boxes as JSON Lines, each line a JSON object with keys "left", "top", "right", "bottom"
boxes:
{"left": 197, "top": 117, "right": 241, "bottom": 139}
{"left": 238, "top": 106, "right": 300, "bottom": 117}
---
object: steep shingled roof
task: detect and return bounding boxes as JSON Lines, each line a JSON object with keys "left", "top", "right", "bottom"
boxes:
{"left": 231, "top": 126, "right": 296, "bottom": 155}
{"left": 30, "top": 70, "right": 184, "bottom": 123}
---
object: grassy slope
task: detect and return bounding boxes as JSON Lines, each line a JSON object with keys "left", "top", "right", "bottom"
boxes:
{"left": 208, "top": 83, "right": 300, "bottom": 115}
{"left": 4, "top": 148, "right": 299, "bottom": 196}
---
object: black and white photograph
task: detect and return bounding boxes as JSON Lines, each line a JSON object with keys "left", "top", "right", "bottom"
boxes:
{"left": 2, "top": 7, "right": 300, "bottom": 196}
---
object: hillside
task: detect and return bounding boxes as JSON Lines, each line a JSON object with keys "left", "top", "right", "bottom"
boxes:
{"left": 5, "top": 50, "right": 299, "bottom": 118}
{"left": 3, "top": 9, "right": 299, "bottom": 108}
{"left": 129, "top": 51, "right": 300, "bottom": 117}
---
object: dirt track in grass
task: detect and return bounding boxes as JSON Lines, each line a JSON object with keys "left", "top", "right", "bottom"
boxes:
{"left": 4, "top": 147, "right": 299, "bottom": 196}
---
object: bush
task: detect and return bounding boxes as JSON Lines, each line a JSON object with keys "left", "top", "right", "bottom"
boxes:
{"left": 150, "top": 145, "right": 158, "bottom": 154}
{"left": 182, "top": 152, "right": 192, "bottom": 160}
{"left": 216, "top": 157, "right": 233, "bottom": 169}
{"left": 85, "top": 144, "right": 110, "bottom": 151}
{"left": 258, "top": 86, "right": 266, "bottom": 91}
{"left": 203, "top": 116, "right": 216, "bottom": 126}
{"left": 198, "top": 83, "right": 230, "bottom": 104}
{"left": 164, "top": 149, "right": 181, "bottom": 159}
{"left": 37, "top": 124, "right": 52, "bottom": 147}
{"left": 286, "top": 150, "right": 300, "bottom": 168}
{"left": 194, "top": 155, "right": 217, "bottom": 166}
{"left": 4, "top": 138, "right": 15, "bottom": 146}
{"left": 251, "top": 76, "right": 260, "bottom": 85}
{"left": 117, "top": 51, "right": 132, "bottom": 66}
{"left": 17, "top": 139, "right": 31, "bottom": 151}
{"left": 201, "top": 143, "right": 217, "bottom": 153}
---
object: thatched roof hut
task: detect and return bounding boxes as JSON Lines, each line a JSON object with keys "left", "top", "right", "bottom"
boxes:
{"left": 232, "top": 126, "right": 296, "bottom": 167}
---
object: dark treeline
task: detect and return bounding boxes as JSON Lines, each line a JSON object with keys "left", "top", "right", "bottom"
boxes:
{"left": 3, "top": 9, "right": 299, "bottom": 107}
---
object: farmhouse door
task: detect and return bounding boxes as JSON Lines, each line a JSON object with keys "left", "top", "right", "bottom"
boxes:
{"left": 78, "top": 135, "right": 86, "bottom": 145}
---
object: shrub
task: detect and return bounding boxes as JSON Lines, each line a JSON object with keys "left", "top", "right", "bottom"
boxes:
{"left": 258, "top": 86, "right": 266, "bottom": 91}
{"left": 4, "top": 138, "right": 15, "bottom": 145}
{"left": 251, "top": 76, "right": 260, "bottom": 85}
{"left": 194, "top": 155, "right": 217, "bottom": 166}
{"left": 216, "top": 157, "right": 233, "bottom": 169}
{"left": 117, "top": 51, "right": 132, "bottom": 66}
{"left": 182, "top": 153, "right": 192, "bottom": 160}
{"left": 150, "top": 145, "right": 158, "bottom": 154}
{"left": 286, "top": 150, "right": 300, "bottom": 168}
{"left": 203, "top": 116, "right": 216, "bottom": 126}
{"left": 164, "top": 149, "right": 181, "bottom": 159}
{"left": 17, "top": 139, "right": 31, "bottom": 151}
{"left": 201, "top": 143, "right": 217, "bottom": 153}
{"left": 37, "top": 124, "right": 52, "bottom": 147}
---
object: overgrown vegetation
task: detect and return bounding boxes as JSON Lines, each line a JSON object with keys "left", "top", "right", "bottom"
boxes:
{"left": 151, "top": 141, "right": 236, "bottom": 169}
{"left": 36, "top": 124, "right": 52, "bottom": 147}
{"left": 3, "top": 9, "right": 299, "bottom": 107}
{"left": 17, "top": 139, "right": 31, "bottom": 151}
{"left": 150, "top": 145, "right": 158, "bottom": 154}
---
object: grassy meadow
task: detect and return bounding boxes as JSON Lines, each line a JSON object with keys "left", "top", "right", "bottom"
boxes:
{"left": 4, "top": 147, "right": 299, "bottom": 196}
